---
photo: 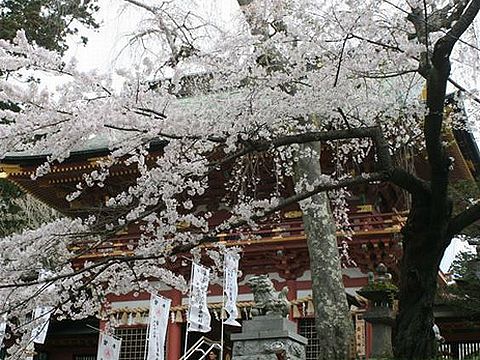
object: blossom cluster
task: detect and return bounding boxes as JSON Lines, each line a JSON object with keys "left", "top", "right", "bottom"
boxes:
{"left": 0, "top": 0, "right": 478, "bottom": 356}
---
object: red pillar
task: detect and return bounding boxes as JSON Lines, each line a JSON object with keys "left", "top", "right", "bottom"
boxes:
{"left": 286, "top": 279, "right": 297, "bottom": 301}
{"left": 365, "top": 322, "right": 373, "bottom": 359}
{"left": 167, "top": 290, "right": 182, "bottom": 360}
{"left": 286, "top": 279, "right": 298, "bottom": 328}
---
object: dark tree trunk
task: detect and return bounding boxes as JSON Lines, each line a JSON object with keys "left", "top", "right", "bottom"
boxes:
{"left": 394, "top": 198, "right": 451, "bottom": 359}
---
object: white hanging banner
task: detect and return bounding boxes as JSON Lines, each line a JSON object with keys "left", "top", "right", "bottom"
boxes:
{"left": 0, "top": 317, "right": 6, "bottom": 347}
{"left": 32, "top": 306, "right": 53, "bottom": 344}
{"left": 146, "top": 294, "right": 171, "bottom": 360}
{"left": 97, "top": 333, "right": 122, "bottom": 360}
{"left": 187, "top": 263, "right": 211, "bottom": 333}
{"left": 224, "top": 251, "right": 241, "bottom": 327}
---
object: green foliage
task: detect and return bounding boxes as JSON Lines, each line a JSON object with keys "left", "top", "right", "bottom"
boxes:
{"left": 359, "top": 281, "right": 398, "bottom": 306}
{"left": 449, "top": 180, "right": 480, "bottom": 213}
{"left": 0, "top": 179, "right": 58, "bottom": 236}
{"left": 0, "top": 179, "right": 26, "bottom": 236}
{"left": 361, "top": 281, "right": 398, "bottom": 292}
{"left": 446, "top": 249, "right": 480, "bottom": 315}
{"left": 450, "top": 249, "right": 477, "bottom": 279}
{"left": 0, "top": 0, "right": 99, "bottom": 54}
{"left": 449, "top": 180, "right": 480, "bottom": 237}
{"left": 0, "top": 0, "right": 99, "bottom": 112}
{"left": 0, "top": 1, "right": 76, "bottom": 233}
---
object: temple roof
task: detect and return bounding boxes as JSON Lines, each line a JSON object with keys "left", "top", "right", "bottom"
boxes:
{"left": 1, "top": 137, "right": 167, "bottom": 166}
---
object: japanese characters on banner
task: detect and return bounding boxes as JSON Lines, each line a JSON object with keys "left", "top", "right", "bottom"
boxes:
{"left": 187, "top": 263, "right": 211, "bottom": 333}
{"left": 31, "top": 306, "right": 53, "bottom": 344}
{"left": 224, "top": 251, "right": 241, "bottom": 327}
{"left": 146, "top": 294, "right": 171, "bottom": 360}
{"left": 97, "top": 333, "right": 122, "bottom": 360}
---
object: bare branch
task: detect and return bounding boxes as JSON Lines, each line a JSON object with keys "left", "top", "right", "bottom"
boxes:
{"left": 448, "top": 77, "right": 480, "bottom": 105}
{"left": 103, "top": 124, "right": 225, "bottom": 143}
{"left": 0, "top": 171, "right": 385, "bottom": 290}
{"left": 334, "top": 35, "right": 350, "bottom": 87}
{"left": 355, "top": 69, "right": 418, "bottom": 79}
{"left": 423, "top": 0, "right": 480, "bottom": 225}
{"left": 433, "top": 0, "right": 480, "bottom": 64}
{"left": 448, "top": 202, "right": 480, "bottom": 236}
{"left": 124, "top": 0, "right": 179, "bottom": 64}
{"left": 165, "top": 172, "right": 390, "bottom": 256}
{"left": 348, "top": 33, "right": 404, "bottom": 52}
{"left": 390, "top": 167, "right": 431, "bottom": 199}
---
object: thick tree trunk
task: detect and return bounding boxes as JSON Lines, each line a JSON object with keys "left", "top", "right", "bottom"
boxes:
{"left": 394, "top": 200, "right": 451, "bottom": 359}
{"left": 294, "top": 142, "right": 353, "bottom": 360}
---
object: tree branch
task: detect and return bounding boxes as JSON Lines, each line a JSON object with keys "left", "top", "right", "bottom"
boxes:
{"left": 355, "top": 69, "right": 418, "bottom": 79}
{"left": 448, "top": 77, "right": 480, "bottom": 105}
{"left": 0, "top": 170, "right": 390, "bottom": 291}
{"left": 103, "top": 124, "right": 225, "bottom": 143}
{"left": 425, "top": 0, "right": 480, "bottom": 225}
{"left": 334, "top": 35, "right": 350, "bottom": 87}
{"left": 390, "top": 167, "right": 431, "bottom": 199}
{"left": 448, "top": 202, "right": 480, "bottom": 236}
{"left": 433, "top": 0, "right": 480, "bottom": 63}
{"left": 348, "top": 33, "right": 404, "bottom": 52}
{"left": 271, "top": 127, "right": 378, "bottom": 146}
{"left": 143, "top": 171, "right": 389, "bottom": 255}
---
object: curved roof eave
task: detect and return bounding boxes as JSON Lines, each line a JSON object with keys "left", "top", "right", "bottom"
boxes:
{"left": 0, "top": 139, "right": 168, "bottom": 167}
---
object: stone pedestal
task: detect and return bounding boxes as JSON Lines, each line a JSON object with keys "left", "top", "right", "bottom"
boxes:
{"left": 231, "top": 315, "right": 307, "bottom": 360}
{"left": 363, "top": 306, "right": 395, "bottom": 358}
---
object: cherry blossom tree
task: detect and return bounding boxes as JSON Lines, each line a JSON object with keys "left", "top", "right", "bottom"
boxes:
{"left": 1, "top": 0, "right": 480, "bottom": 359}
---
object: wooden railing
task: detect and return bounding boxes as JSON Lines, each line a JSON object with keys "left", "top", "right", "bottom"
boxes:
{"left": 439, "top": 341, "right": 480, "bottom": 359}
{"left": 70, "top": 208, "right": 407, "bottom": 263}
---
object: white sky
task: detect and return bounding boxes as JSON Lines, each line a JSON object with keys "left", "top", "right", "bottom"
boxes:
{"left": 63, "top": 0, "right": 475, "bottom": 273}
{"left": 440, "top": 238, "right": 475, "bottom": 272}
{"left": 65, "top": 0, "right": 148, "bottom": 72}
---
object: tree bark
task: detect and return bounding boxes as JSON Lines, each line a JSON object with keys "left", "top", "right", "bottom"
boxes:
{"left": 294, "top": 142, "right": 353, "bottom": 360}
{"left": 394, "top": 198, "right": 451, "bottom": 359}
{"left": 393, "top": 2, "right": 480, "bottom": 356}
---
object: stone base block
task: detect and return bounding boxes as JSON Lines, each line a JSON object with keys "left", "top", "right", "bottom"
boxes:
{"left": 231, "top": 316, "right": 307, "bottom": 360}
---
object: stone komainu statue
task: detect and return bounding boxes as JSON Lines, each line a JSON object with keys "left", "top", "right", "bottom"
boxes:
{"left": 246, "top": 275, "right": 290, "bottom": 317}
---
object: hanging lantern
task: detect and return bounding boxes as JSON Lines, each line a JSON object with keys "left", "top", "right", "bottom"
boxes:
{"left": 292, "top": 304, "right": 301, "bottom": 318}
{"left": 306, "top": 300, "right": 315, "bottom": 315}
{"left": 176, "top": 310, "right": 185, "bottom": 323}
{"left": 121, "top": 311, "right": 128, "bottom": 325}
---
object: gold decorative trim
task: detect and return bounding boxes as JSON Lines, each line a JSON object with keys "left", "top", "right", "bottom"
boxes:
{"left": 0, "top": 164, "right": 22, "bottom": 176}
{"left": 357, "top": 204, "right": 374, "bottom": 213}
{"left": 284, "top": 210, "right": 303, "bottom": 219}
